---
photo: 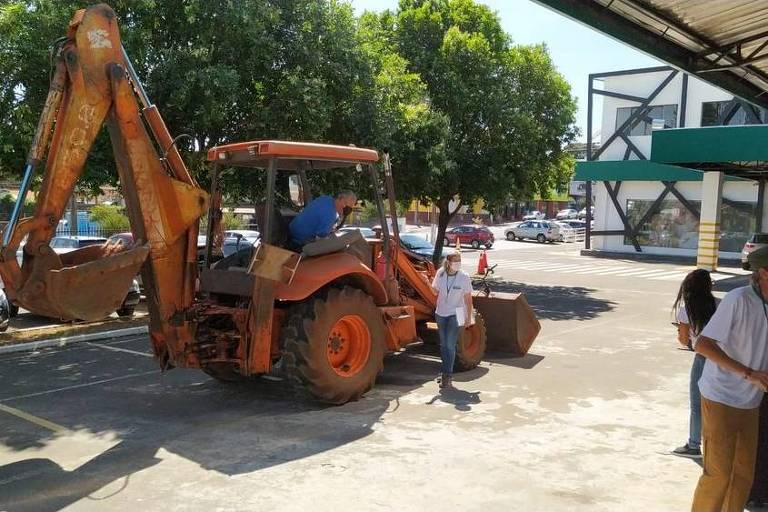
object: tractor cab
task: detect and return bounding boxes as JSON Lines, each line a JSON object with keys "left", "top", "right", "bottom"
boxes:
{"left": 203, "top": 140, "right": 391, "bottom": 270}
{"left": 201, "top": 141, "right": 399, "bottom": 303}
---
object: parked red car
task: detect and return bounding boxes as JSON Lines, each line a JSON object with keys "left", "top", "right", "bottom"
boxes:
{"left": 444, "top": 225, "right": 494, "bottom": 249}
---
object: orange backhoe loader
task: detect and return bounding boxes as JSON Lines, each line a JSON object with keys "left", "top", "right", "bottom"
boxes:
{"left": 0, "top": 4, "right": 540, "bottom": 403}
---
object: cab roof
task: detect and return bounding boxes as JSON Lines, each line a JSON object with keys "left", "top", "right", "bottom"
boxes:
{"left": 206, "top": 140, "right": 379, "bottom": 170}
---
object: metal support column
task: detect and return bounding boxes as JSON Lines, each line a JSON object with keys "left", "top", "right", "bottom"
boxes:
{"left": 697, "top": 171, "right": 725, "bottom": 271}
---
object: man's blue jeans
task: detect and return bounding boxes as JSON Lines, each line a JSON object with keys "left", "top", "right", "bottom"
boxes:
{"left": 436, "top": 314, "right": 459, "bottom": 375}
{"left": 689, "top": 353, "right": 706, "bottom": 449}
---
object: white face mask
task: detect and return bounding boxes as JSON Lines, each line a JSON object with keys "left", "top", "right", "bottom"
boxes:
{"left": 449, "top": 261, "right": 461, "bottom": 273}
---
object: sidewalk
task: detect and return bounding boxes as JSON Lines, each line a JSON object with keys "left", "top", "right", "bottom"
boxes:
{"left": 0, "top": 303, "right": 149, "bottom": 348}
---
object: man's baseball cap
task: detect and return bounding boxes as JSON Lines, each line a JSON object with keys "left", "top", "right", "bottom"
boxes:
{"left": 748, "top": 245, "right": 768, "bottom": 270}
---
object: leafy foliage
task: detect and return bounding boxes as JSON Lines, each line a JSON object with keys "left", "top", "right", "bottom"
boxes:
{"left": 383, "top": 0, "right": 578, "bottom": 260}
{"left": 1, "top": 0, "right": 577, "bottom": 264}
{"left": 222, "top": 211, "right": 244, "bottom": 230}
{"left": 88, "top": 204, "right": 130, "bottom": 231}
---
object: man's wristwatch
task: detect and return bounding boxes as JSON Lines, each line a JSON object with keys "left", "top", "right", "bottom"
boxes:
{"left": 744, "top": 368, "right": 753, "bottom": 380}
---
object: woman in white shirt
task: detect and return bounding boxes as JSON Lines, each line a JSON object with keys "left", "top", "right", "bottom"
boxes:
{"left": 430, "top": 251, "right": 474, "bottom": 389}
{"left": 671, "top": 269, "right": 717, "bottom": 459}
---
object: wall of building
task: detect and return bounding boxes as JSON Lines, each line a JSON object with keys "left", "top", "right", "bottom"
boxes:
{"left": 591, "top": 68, "right": 766, "bottom": 258}
{"left": 593, "top": 180, "right": 762, "bottom": 258}
{"left": 597, "top": 70, "right": 732, "bottom": 161}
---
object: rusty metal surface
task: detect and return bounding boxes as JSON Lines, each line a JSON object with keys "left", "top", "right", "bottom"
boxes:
{"left": 274, "top": 253, "right": 388, "bottom": 305}
{"left": 199, "top": 268, "right": 253, "bottom": 297}
{"left": 474, "top": 292, "right": 541, "bottom": 356}
{"left": 46, "top": 245, "right": 149, "bottom": 321}
{"left": 380, "top": 305, "right": 418, "bottom": 351}
{"left": 247, "top": 243, "right": 301, "bottom": 284}
{"left": 0, "top": 5, "right": 208, "bottom": 368}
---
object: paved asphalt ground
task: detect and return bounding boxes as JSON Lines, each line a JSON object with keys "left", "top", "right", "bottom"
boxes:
{"left": 0, "top": 233, "right": 761, "bottom": 511}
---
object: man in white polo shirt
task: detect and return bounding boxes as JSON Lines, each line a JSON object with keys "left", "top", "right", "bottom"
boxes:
{"left": 691, "top": 245, "right": 768, "bottom": 511}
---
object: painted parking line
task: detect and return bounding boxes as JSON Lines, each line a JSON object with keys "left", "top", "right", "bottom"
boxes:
{"left": 0, "top": 370, "right": 158, "bottom": 403}
{"left": 85, "top": 341, "right": 153, "bottom": 358}
{"left": 0, "top": 403, "right": 69, "bottom": 433}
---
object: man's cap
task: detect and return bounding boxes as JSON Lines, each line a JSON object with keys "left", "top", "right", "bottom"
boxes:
{"left": 748, "top": 245, "right": 768, "bottom": 270}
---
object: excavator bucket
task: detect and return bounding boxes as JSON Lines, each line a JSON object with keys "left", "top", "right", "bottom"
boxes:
{"left": 17, "top": 244, "right": 149, "bottom": 322}
{"left": 473, "top": 292, "right": 541, "bottom": 356}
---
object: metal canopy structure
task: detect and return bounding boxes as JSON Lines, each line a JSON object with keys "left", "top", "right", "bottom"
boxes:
{"left": 533, "top": 0, "right": 768, "bottom": 109}
{"left": 651, "top": 125, "right": 768, "bottom": 177}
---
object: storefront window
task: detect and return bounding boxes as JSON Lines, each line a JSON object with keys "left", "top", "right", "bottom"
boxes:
{"left": 625, "top": 197, "right": 757, "bottom": 251}
{"left": 701, "top": 100, "right": 767, "bottom": 126}
{"left": 625, "top": 198, "right": 700, "bottom": 249}
{"left": 720, "top": 200, "right": 757, "bottom": 252}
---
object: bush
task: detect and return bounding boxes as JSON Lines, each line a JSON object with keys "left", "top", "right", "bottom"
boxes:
{"left": 222, "top": 211, "right": 244, "bottom": 230}
{"left": 89, "top": 204, "right": 130, "bottom": 231}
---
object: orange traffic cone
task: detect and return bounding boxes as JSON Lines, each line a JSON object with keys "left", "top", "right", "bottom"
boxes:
{"left": 477, "top": 249, "right": 488, "bottom": 275}
{"left": 455, "top": 236, "right": 461, "bottom": 252}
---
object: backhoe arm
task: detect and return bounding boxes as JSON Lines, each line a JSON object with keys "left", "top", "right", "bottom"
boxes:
{"left": 0, "top": 4, "right": 209, "bottom": 367}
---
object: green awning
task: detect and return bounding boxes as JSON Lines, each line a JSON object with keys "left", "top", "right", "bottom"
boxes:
{"left": 575, "top": 160, "right": 706, "bottom": 181}
{"left": 651, "top": 125, "right": 768, "bottom": 164}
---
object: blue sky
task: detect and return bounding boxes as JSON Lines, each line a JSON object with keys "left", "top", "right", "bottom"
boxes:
{"left": 350, "top": 0, "right": 663, "bottom": 141}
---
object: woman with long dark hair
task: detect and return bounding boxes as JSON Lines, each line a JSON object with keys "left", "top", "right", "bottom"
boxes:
{"left": 671, "top": 268, "right": 718, "bottom": 458}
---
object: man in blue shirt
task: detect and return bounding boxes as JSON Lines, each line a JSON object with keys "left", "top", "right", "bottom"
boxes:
{"left": 289, "top": 190, "right": 357, "bottom": 246}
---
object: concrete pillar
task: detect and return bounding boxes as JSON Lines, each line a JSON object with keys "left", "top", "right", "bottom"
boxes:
{"left": 697, "top": 171, "right": 725, "bottom": 271}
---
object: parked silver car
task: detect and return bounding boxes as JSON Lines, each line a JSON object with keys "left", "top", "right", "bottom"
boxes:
{"left": 505, "top": 220, "right": 561, "bottom": 243}
{"left": 556, "top": 208, "right": 578, "bottom": 220}
{"left": 742, "top": 233, "right": 768, "bottom": 270}
{"left": 522, "top": 210, "right": 545, "bottom": 221}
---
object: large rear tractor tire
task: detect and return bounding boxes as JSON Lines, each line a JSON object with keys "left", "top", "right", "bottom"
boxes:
{"left": 454, "top": 312, "right": 487, "bottom": 372}
{"left": 281, "top": 287, "right": 386, "bottom": 404}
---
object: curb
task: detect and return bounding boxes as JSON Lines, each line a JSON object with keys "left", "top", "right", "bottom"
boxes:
{"left": 0, "top": 325, "right": 149, "bottom": 355}
{"left": 579, "top": 249, "right": 742, "bottom": 268}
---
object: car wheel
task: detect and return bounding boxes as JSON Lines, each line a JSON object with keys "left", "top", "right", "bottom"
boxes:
{"left": 536, "top": 234, "right": 546, "bottom": 243}
{"left": 116, "top": 306, "right": 135, "bottom": 317}
{"left": 471, "top": 239, "right": 481, "bottom": 249}
{"left": 444, "top": 238, "right": 450, "bottom": 247}
{"left": 743, "top": 262, "right": 751, "bottom": 271}
{"left": 506, "top": 232, "right": 515, "bottom": 241}
{"left": 485, "top": 243, "right": 493, "bottom": 249}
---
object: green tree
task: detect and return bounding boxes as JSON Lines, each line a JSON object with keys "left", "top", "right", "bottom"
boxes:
{"left": 385, "top": 0, "right": 578, "bottom": 262}
{"left": 89, "top": 204, "right": 130, "bottom": 231}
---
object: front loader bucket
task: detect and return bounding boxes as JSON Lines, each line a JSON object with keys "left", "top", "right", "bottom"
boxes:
{"left": 19, "top": 244, "right": 149, "bottom": 322}
{"left": 474, "top": 292, "right": 540, "bottom": 356}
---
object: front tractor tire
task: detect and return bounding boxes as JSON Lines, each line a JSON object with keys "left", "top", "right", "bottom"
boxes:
{"left": 281, "top": 287, "right": 386, "bottom": 404}
{"left": 454, "top": 312, "right": 487, "bottom": 372}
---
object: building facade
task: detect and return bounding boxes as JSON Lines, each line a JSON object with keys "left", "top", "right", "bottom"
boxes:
{"left": 583, "top": 66, "right": 768, "bottom": 260}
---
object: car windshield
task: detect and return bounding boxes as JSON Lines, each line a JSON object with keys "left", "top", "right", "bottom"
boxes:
{"left": 400, "top": 235, "right": 432, "bottom": 249}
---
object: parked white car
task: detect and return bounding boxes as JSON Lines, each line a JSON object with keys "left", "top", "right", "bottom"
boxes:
{"left": 505, "top": 220, "right": 561, "bottom": 243}
{"left": 556, "top": 208, "right": 578, "bottom": 220}
{"left": 224, "top": 230, "right": 260, "bottom": 244}
{"left": 553, "top": 221, "right": 575, "bottom": 241}
{"left": 578, "top": 206, "right": 594, "bottom": 220}
{"left": 522, "top": 210, "right": 545, "bottom": 221}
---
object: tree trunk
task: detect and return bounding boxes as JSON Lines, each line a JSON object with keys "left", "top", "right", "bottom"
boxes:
{"left": 432, "top": 197, "right": 459, "bottom": 266}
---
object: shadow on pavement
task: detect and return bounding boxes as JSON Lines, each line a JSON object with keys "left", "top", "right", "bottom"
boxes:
{"left": 485, "top": 280, "right": 616, "bottom": 321}
{"left": 426, "top": 387, "right": 482, "bottom": 411}
{"left": 0, "top": 337, "right": 498, "bottom": 510}
{"left": 485, "top": 352, "right": 545, "bottom": 369}
{"left": 713, "top": 273, "right": 751, "bottom": 294}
